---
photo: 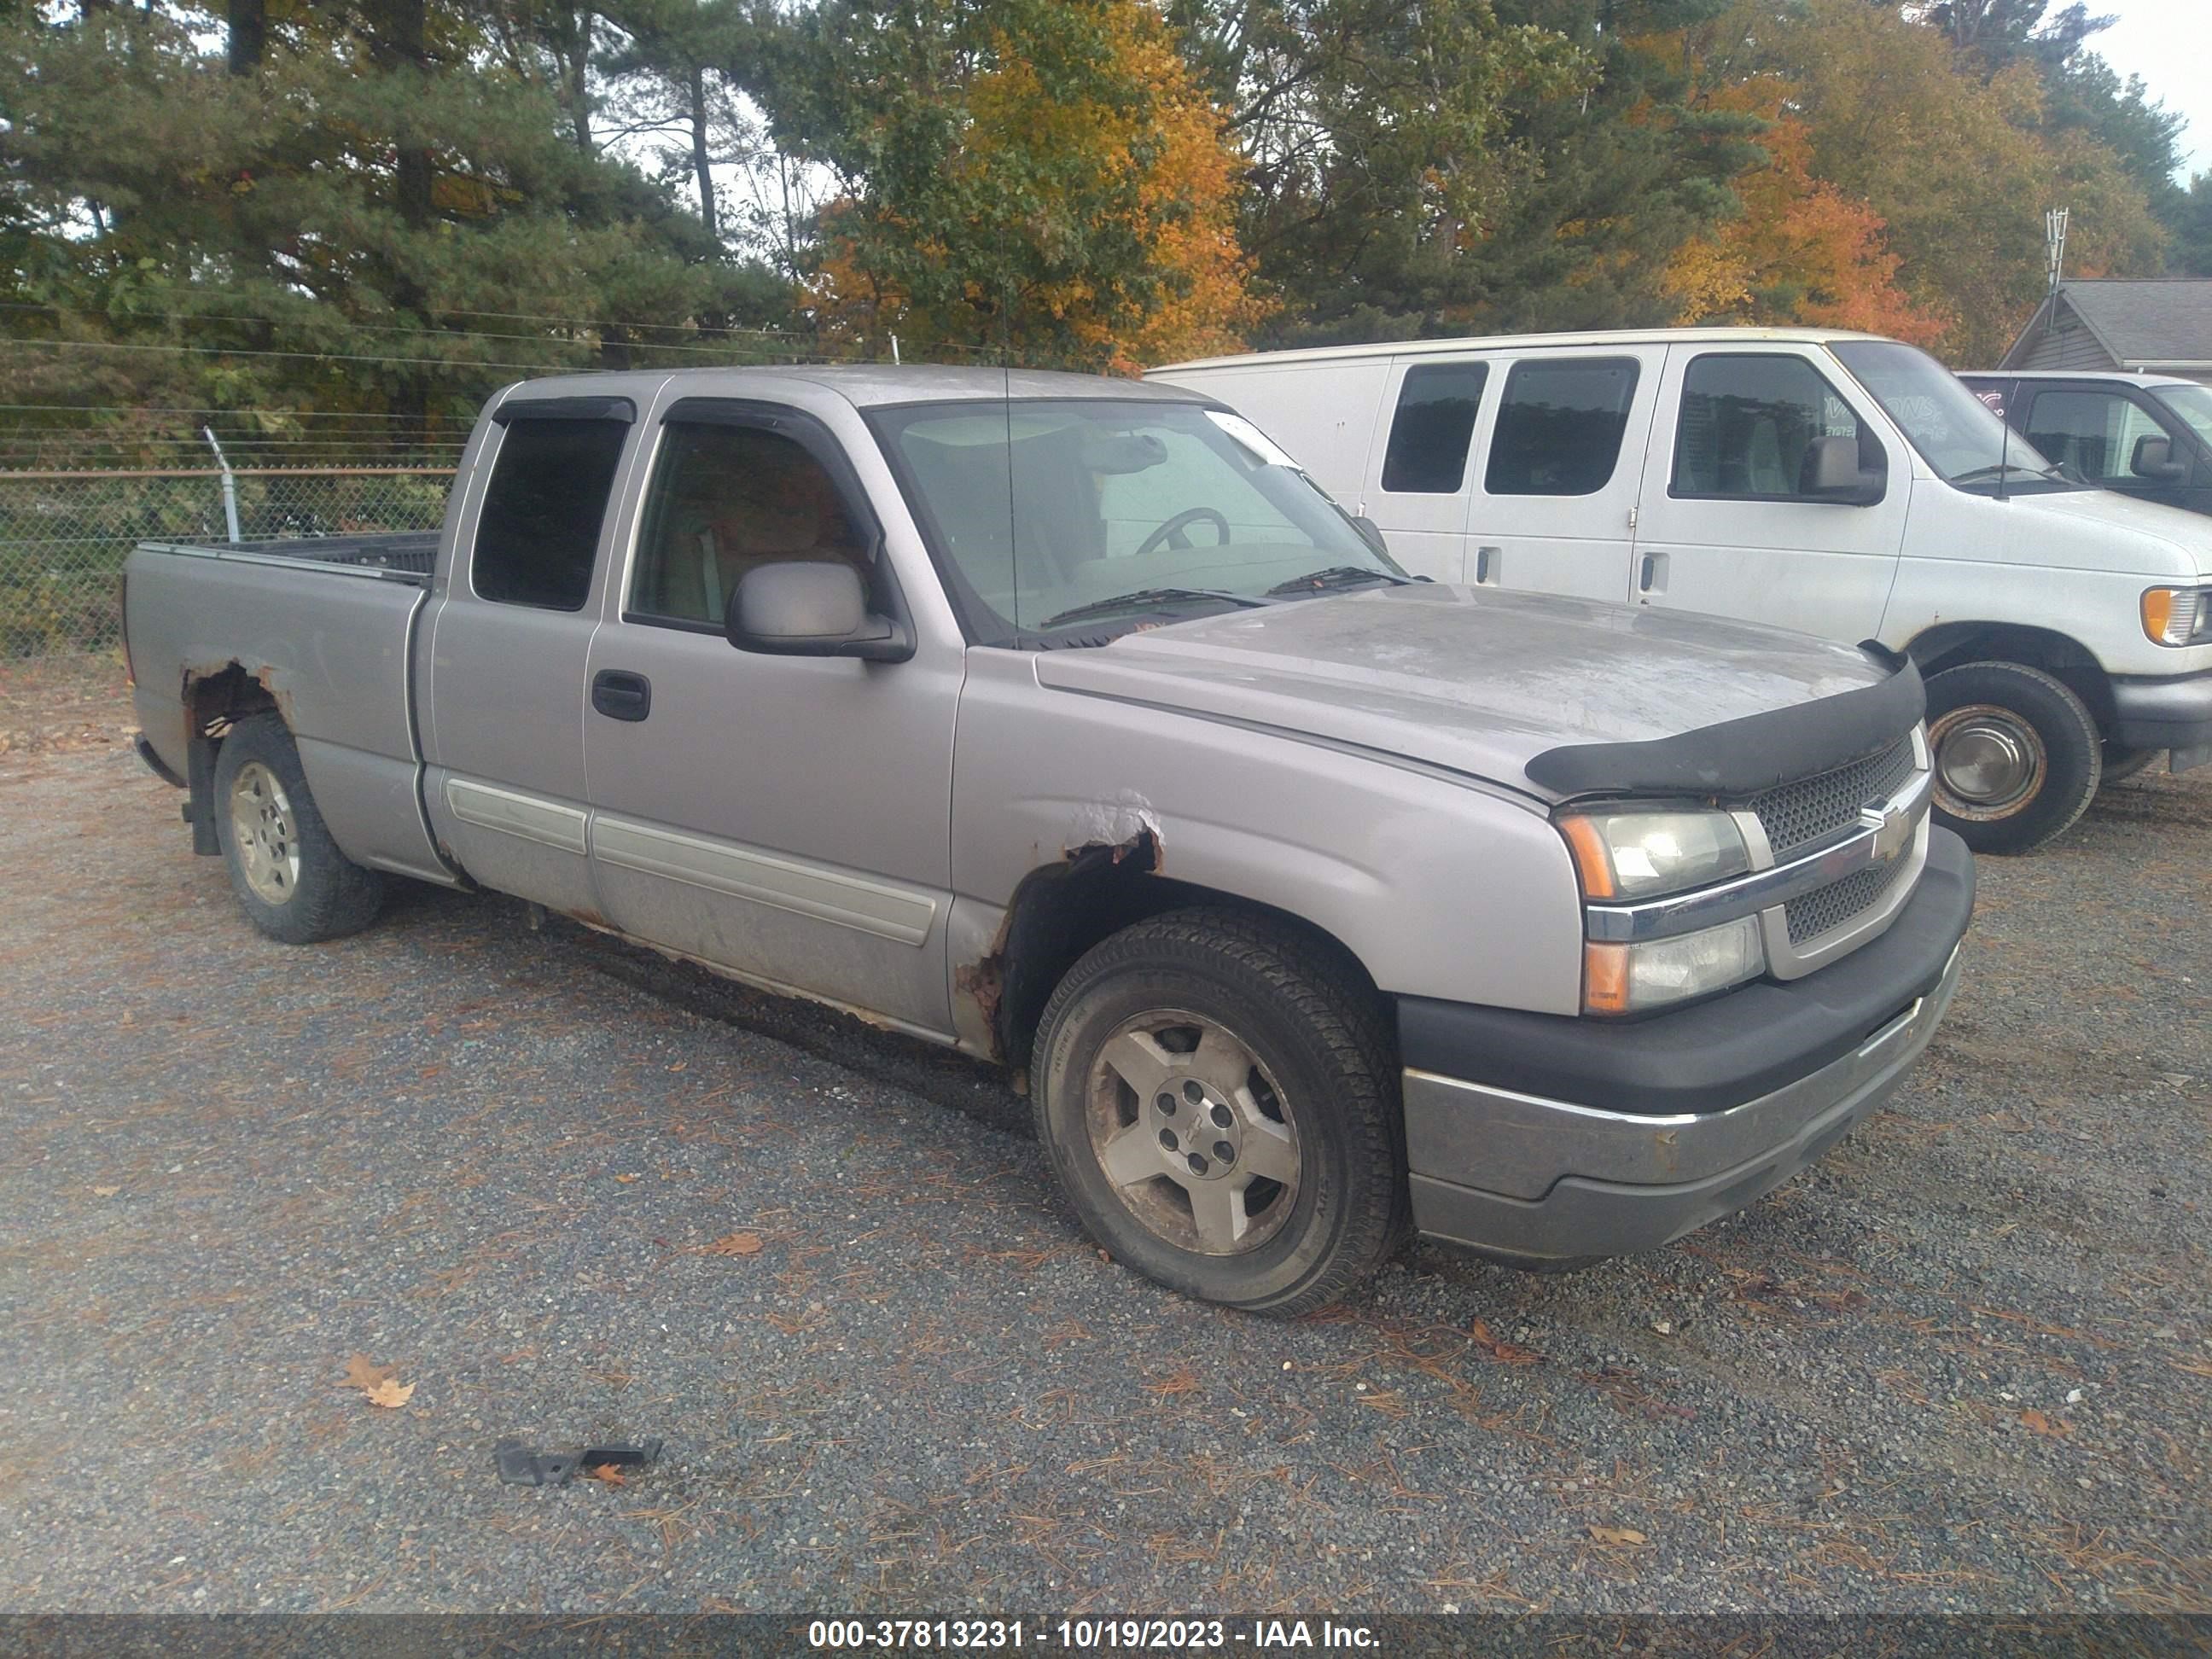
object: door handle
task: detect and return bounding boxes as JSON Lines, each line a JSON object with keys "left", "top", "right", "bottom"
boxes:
{"left": 591, "top": 669, "right": 652, "bottom": 723}
{"left": 1475, "top": 545, "right": 1500, "bottom": 585}
{"left": 1638, "top": 554, "right": 1654, "bottom": 592}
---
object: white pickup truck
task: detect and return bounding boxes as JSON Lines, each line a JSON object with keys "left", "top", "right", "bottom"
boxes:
{"left": 123, "top": 365, "right": 1973, "bottom": 1313}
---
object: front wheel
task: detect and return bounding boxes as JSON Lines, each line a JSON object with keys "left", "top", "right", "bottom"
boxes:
{"left": 1924, "top": 661, "right": 2101, "bottom": 856}
{"left": 1032, "top": 909, "right": 1407, "bottom": 1316}
{"left": 212, "top": 713, "right": 385, "bottom": 943}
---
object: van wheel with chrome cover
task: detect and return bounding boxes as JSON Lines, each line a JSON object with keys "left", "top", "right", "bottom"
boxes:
{"left": 1924, "top": 661, "right": 2099, "bottom": 855}
{"left": 212, "top": 713, "right": 384, "bottom": 944}
{"left": 1032, "top": 908, "right": 1407, "bottom": 1315}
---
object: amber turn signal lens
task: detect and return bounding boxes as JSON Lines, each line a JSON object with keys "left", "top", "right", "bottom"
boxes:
{"left": 1583, "top": 941, "right": 1630, "bottom": 1016}
{"left": 1558, "top": 815, "right": 1617, "bottom": 899}
{"left": 2142, "top": 587, "right": 2205, "bottom": 646}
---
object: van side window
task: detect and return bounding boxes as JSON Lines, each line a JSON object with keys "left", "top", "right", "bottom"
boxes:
{"left": 472, "top": 417, "right": 629, "bottom": 611}
{"left": 631, "top": 422, "right": 870, "bottom": 628}
{"left": 1485, "top": 358, "right": 1639, "bottom": 497}
{"left": 1673, "top": 355, "right": 1863, "bottom": 500}
{"left": 1381, "top": 363, "right": 1487, "bottom": 493}
{"left": 2022, "top": 390, "right": 2171, "bottom": 483}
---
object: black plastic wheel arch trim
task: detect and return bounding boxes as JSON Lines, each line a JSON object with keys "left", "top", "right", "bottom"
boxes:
{"left": 1523, "top": 649, "right": 1924, "bottom": 798}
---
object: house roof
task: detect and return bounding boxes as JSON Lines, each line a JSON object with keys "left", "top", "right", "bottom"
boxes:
{"left": 2005, "top": 281, "right": 2212, "bottom": 371}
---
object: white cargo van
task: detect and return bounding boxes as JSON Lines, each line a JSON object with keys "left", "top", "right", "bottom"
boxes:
{"left": 1150, "top": 329, "right": 2212, "bottom": 853}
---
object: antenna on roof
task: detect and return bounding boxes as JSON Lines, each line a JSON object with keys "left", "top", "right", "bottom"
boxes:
{"left": 2045, "top": 207, "right": 2069, "bottom": 296}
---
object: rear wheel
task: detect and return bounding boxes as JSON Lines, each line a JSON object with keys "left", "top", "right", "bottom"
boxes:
{"left": 212, "top": 713, "right": 384, "bottom": 944}
{"left": 1924, "top": 661, "right": 2100, "bottom": 855}
{"left": 1032, "top": 909, "right": 1407, "bottom": 1316}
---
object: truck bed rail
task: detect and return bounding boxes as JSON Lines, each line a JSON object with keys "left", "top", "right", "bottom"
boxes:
{"left": 134, "top": 533, "right": 437, "bottom": 585}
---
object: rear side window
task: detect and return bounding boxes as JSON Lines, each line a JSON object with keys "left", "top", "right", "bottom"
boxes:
{"left": 1673, "top": 354, "right": 1864, "bottom": 499}
{"left": 1485, "top": 358, "right": 1639, "bottom": 497}
{"left": 471, "top": 417, "right": 629, "bottom": 610}
{"left": 1381, "top": 363, "right": 1487, "bottom": 493}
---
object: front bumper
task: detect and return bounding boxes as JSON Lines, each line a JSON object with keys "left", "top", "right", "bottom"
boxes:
{"left": 2109, "top": 667, "right": 2212, "bottom": 771}
{"left": 1400, "top": 829, "right": 1973, "bottom": 1266}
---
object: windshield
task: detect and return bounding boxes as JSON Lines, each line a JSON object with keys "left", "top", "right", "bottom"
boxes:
{"left": 2151, "top": 383, "right": 2212, "bottom": 449}
{"left": 870, "top": 399, "right": 1400, "bottom": 643}
{"left": 1828, "top": 341, "right": 2080, "bottom": 492}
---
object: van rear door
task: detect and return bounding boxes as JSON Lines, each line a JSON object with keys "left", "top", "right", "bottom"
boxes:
{"left": 1629, "top": 344, "right": 1906, "bottom": 642}
{"left": 1464, "top": 349, "right": 1656, "bottom": 603}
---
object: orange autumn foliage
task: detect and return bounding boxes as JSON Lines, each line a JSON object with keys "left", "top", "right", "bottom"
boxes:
{"left": 808, "top": 0, "right": 1261, "bottom": 373}
{"left": 1663, "top": 80, "right": 1950, "bottom": 347}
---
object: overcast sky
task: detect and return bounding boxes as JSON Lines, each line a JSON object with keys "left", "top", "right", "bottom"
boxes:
{"left": 2088, "top": 0, "right": 2211, "bottom": 182}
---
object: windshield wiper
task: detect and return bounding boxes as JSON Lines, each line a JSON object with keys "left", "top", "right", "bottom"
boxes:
{"left": 1266, "top": 565, "right": 1412, "bottom": 596}
{"left": 1037, "top": 587, "right": 1274, "bottom": 631}
{"left": 1950, "top": 462, "right": 2067, "bottom": 486}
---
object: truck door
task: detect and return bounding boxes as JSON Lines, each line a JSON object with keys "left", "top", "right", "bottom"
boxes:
{"left": 579, "top": 394, "right": 962, "bottom": 1039}
{"left": 1630, "top": 346, "right": 1906, "bottom": 642}
{"left": 1356, "top": 358, "right": 1487, "bottom": 582}
{"left": 419, "top": 397, "right": 636, "bottom": 916}
{"left": 1467, "top": 351, "right": 1656, "bottom": 603}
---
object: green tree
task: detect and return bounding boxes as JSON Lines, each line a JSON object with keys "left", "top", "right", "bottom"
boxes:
{"left": 0, "top": 2, "right": 721, "bottom": 432}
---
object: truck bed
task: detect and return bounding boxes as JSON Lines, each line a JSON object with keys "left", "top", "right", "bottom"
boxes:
{"left": 134, "top": 532, "right": 439, "bottom": 583}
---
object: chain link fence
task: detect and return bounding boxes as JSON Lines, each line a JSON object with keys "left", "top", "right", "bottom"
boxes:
{"left": 0, "top": 466, "right": 455, "bottom": 657}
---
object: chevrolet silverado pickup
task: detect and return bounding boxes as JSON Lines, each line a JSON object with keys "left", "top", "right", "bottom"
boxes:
{"left": 122, "top": 366, "right": 1974, "bottom": 1313}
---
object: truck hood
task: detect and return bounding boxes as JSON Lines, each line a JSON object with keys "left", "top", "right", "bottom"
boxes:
{"left": 1996, "top": 485, "right": 2212, "bottom": 579}
{"left": 1033, "top": 584, "right": 1901, "bottom": 800}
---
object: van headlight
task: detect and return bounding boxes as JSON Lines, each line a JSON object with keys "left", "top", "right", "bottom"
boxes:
{"left": 1557, "top": 807, "right": 1751, "bottom": 900}
{"left": 1585, "top": 917, "right": 1767, "bottom": 1015}
{"left": 2141, "top": 585, "right": 2209, "bottom": 646}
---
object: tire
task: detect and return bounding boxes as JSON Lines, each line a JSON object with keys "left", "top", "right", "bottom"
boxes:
{"left": 1924, "top": 661, "right": 2101, "bottom": 856}
{"left": 1032, "top": 907, "right": 1408, "bottom": 1316}
{"left": 212, "top": 713, "right": 384, "bottom": 944}
{"left": 2099, "top": 743, "right": 2161, "bottom": 786}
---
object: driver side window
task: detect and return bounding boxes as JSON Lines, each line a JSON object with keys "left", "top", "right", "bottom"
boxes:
{"left": 630, "top": 420, "right": 871, "bottom": 627}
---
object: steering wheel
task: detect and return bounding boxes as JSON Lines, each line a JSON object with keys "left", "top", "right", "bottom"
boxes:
{"left": 1132, "top": 507, "right": 1232, "bottom": 560}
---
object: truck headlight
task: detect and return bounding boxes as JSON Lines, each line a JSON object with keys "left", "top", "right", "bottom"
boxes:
{"left": 1557, "top": 808, "right": 1751, "bottom": 900}
{"left": 1585, "top": 916, "right": 1767, "bottom": 1016}
{"left": 2141, "top": 586, "right": 2209, "bottom": 646}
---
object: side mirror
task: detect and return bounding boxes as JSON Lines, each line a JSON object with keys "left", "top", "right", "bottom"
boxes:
{"left": 726, "top": 562, "right": 912, "bottom": 662}
{"left": 1351, "top": 515, "right": 1390, "bottom": 558}
{"left": 1804, "top": 434, "right": 1885, "bottom": 505}
{"left": 2132, "top": 433, "right": 2187, "bottom": 482}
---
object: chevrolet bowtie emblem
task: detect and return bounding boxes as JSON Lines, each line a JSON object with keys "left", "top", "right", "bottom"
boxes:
{"left": 1865, "top": 802, "right": 1913, "bottom": 862}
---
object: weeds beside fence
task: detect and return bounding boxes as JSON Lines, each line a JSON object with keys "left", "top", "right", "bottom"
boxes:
{"left": 0, "top": 466, "right": 454, "bottom": 656}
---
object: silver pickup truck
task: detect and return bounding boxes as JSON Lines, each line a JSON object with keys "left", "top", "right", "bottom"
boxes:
{"left": 123, "top": 366, "right": 1974, "bottom": 1314}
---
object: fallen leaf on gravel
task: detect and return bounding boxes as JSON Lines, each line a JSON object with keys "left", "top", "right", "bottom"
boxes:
{"left": 585, "top": 1462, "right": 627, "bottom": 1485}
{"left": 1587, "top": 1526, "right": 1647, "bottom": 1546}
{"left": 343, "top": 1353, "right": 416, "bottom": 1408}
{"left": 614, "top": 1173, "right": 641, "bottom": 1185}
{"left": 703, "top": 1231, "right": 763, "bottom": 1256}
{"left": 91, "top": 1185, "right": 119, "bottom": 1197}
{"left": 1469, "top": 1319, "right": 1543, "bottom": 1366}
{"left": 2019, "top": 1409, "right": 2072, "bottom": 1439}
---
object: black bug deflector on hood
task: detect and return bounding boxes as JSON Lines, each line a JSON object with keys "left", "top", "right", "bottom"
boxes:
{"left": 1523, "top": 647, "right": 1924, "bottom": 800}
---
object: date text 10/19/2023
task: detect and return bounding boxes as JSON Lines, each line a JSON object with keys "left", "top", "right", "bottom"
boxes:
{"left": 806, "top": 1620, "right": 1381, "bottom": 1650}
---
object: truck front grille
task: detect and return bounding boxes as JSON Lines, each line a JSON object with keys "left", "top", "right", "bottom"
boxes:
{"left": 1784, "top": 846, "right": 1915, "bottom": 946}
{"left": 1749, "top": 736, "right": 1916, "bottom": 859}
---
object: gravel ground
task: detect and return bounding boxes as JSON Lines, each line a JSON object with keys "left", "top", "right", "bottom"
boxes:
{"left": 0, "top": 663, "right": 2206, "bottom": 1616}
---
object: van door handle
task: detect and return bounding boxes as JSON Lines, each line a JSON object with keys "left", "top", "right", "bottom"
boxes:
{"left": 591, "top": 669, "right": 652, "bottom": 723}
{"left": 1475, "top": 545, "right": 1500, "bottom": 585}
{"left": 1638, "top": 552, "right": 1668, "bottom": 595}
